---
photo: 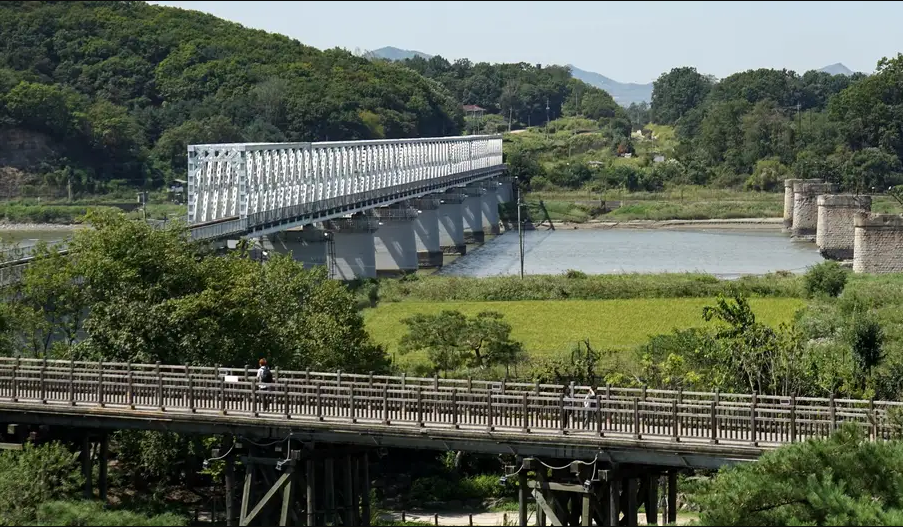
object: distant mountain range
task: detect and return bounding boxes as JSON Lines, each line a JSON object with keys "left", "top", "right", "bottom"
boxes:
{"left": 363, "top": 47, "right": 857, "bottom": 107}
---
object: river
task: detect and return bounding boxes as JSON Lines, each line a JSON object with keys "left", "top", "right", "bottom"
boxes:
{"left": 438, "top": 227, "right": 825, "bottom": 279}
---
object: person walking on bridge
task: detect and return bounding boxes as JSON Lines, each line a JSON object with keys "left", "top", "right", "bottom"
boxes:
{"left": 256, "top": 358, "right": 274, "bottom": 411}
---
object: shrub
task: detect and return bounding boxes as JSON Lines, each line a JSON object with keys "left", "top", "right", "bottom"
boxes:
{"left": 0, "top": 442, "right": 83, "bottom": 525}
{"left": 804, "top": 261, "right": 848, "bottom": 298}
{"left": 33, "top": 501, "right": 188, "bottom": 526}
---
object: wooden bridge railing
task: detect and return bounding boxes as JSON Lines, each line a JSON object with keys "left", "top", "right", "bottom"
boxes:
{"left": 0, "top": 358, "right": 898, "bottom": 448}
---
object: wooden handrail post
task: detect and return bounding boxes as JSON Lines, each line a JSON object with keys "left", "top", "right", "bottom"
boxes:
{"left": 11, "top": 356, "right": 17, "bottom": 403}
{"left": 284, "top": 383, "right": 290, "bottom": 419}
{"left": 671, "top": 399, "right": 679, "bottom": 442}
{"left": 381, "top": 384, "right": 389, "bottom": 425}
{"left": 830, "top": 394, "right": 836, "bottom": 431}
{"left": 710, "top": 398, "right": 719, "bottom": 444}
{"left": 417, "top": 386, "right": 423, "bottom": 427}
{"left": 69, "top": 359, "right": 75, "bottom": 406}
{"left": 434, "top": 373, "right": 439, "bottom": 391}
{"left": 750, "top": 391, "right": 758, "bottom": 446}
{"left": 596, "top": 390, "right": 603, "bottom": 437}
{"left": 218, "top": 365, "right": 226, "bottom": 415}
{"left": 251, "top": 379, "right": 258, "bottom": 417}
{"left": 790, "top": 395, "right": 797, "bottom": 443}
{"left": 870, "top": 399, "right": 877, "bottom": 440}
{"left": 559, "top": 392, "right": 566, "bottom": 434}
{"left": 156, "top": 361, "right": 164, "bottom": 411}
{"left": 97, "top": 361, "right": 104, "bottom": 408}
{"left": 350, "top": 385, "right": 357, "bottom": 424}
{"left": 127, "top": 362, "right": 134, "bottom": 410}
{"left": 522, "top": 392, "right": 529, "bottom": 432}
{"left": 188, "top": 373, "right": 196, "bottom": 413}
{"left": 337, "top": 369, "right": 342, "bottom": 387}
{"left": 368, "top": 371, "right": 374, "bottom": 388}
{"left": 39, "top": 358, "right": 46, "bottom": 404}
{"left": 452, "top": 388, "right": 459, "bottom": 429}
{"left": 487, "top": 391, "right": 494, "bottom": 432}
{"left": 316, "top": 384, "right": 323, "bottom": 421}
{"left": 633, "top": 397, "right": 641, "bottom": 439}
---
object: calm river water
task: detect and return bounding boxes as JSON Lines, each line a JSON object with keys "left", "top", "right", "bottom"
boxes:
{"left": 439, "top": 228, "right": 826, "bottom": 279}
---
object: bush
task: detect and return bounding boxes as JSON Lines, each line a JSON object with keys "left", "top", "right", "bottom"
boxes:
{"left": 0, "top": 442, "right": 83, "bottom": 525}
{"left": 804, "top": 261, "right": 848, "bottom": 298}
{"left": 33, "top": 501, "right": 188, "bottom": 526}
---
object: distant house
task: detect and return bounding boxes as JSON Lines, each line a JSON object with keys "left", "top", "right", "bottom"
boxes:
{"left": 462, "top": 105, "right": 486, "bottom": 119}
{"left": 653, "top": 155, "right": 666, "bottom": 163}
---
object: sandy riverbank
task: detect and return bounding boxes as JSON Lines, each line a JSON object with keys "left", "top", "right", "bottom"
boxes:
{"left": 0, "top": 223, "right": 87, "bottom": 231}
{"left": 548, "top": 218, "right": 783, "bottom": 232}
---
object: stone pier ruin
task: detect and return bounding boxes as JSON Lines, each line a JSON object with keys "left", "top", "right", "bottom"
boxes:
{"left": 791, "top": 181, "right": 834, "bottom": 241}
{"left": 816, "top": 194, "right": 872, "bottom": 260}
{"left": 853, "top": 212, "right": 903, "bottom": 274}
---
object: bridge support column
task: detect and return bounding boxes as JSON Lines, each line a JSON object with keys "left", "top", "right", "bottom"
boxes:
{"left": 261, "top": 228, "right": 329, "bottom": 269}
{"left": 373, "top": 206, "right": 419, "bottom": 276}
{"left": 480, "top": 180, "right": 502, "bottom": 235}
{"left": 410, "top": 198, "right": 443, "bottom": 268}
{"left": 324, "top": 217, "right": 378, "bottom": 280}
{"left": 667, "top": 470, "right": 678, "bottom": 525}
{"left": 438, "top": 191, "right": 466, "bottom": 255}
{"left": 462, "top": 186, "right": 485, "bottom": 243}
{"left": 853, "top": 212, "right": 903, "bottom": 274}
{"left": 817, "top": 194, "right": 872, "bottom": 260}
{"left": 224, "top": 435, "right": 238, "bottom": 527}
{"left": 497, "top": 176, "right": 514, "bottom": 204}
{"left": 81, "top": 433, "right": 92, "bottom": 500}
{"left": 98, "top": 432, "right": 109, "bottom": 503}
{"left": 784, "top": 178, "right": 821, "bottom": 232}
{"left": 792, "top": 181, "right": 834, "bottom": 241}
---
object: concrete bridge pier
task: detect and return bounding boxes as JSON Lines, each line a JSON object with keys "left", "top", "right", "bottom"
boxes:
{"left": 817, "top": 195, "right": 872, "bottom": 261}
{"left": 372, "top": 206, "right": 419, "bottom": 277}
{"left": 323, "top": 217, "right": 378, "bottom": 280}
{"left": 480, "top": 180, "right": 502, "bottom": 235}
{"left": 496, "top": 176, "right": 514, "bottom": 204}
{"left": 437, "top": 191, "right": 466, "bottom": 255}
{"left": 462, "top": 185, "right": 485, "bottom": 243}
{"left": 783, "top": 178, "right": 822, "bottom": 233}
{"left": 792, "top": 181, "right": 834, "bottom": 241}
{"left": 409, "top": 198, "right": 443, "bottom": 268}
{"left": 261, "top": 228, "right": 329, "bottom": 269}
{"left": 853, "top": 212, "right": 903, "bottom": 274}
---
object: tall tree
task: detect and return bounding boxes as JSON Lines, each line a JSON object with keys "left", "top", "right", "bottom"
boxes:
{"left": 651, "top": 67, "right": 712, "bottom": 124}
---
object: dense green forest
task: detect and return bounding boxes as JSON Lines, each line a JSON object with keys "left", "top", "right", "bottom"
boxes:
{"left": 400, "top": 55, "right": 627, "bottom": 130}
{"left": 0, "top": 0, "right": 465, "bottom": 194}
{"left": 508, "top": 57, "right": 903, "bottom": 196}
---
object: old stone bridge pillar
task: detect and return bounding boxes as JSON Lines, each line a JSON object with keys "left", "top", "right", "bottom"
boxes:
{"left": 816, "top": 194, "right": 872, "bottom": 260}
{"left": 783, "top": 178, "right": 823, "bottom": 232}
{"left": 792, "top": 181, "right": 834, "bottom": 241}
{"left": 853, "top": 212, "right": 903, "bottom": 274}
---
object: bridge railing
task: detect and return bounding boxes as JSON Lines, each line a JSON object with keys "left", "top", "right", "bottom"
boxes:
{"left": 188, "top": 135, "right": 504, "bottom": 229}
{"left": 0, "top": 358, "right": 899, "bottom": 447}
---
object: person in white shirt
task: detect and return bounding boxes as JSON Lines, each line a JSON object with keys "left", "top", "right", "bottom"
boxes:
{"left": 256, "top": 358, "right": 273, "bottom": 410}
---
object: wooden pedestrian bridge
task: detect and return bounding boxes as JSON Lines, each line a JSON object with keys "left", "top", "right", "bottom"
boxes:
{"left": 0, "top": 358, "right": 895, "bottom": 470}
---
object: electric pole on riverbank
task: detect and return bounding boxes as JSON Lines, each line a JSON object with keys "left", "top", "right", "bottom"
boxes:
{"left": 517, "top": 184, "right": 525, "bottom": 279}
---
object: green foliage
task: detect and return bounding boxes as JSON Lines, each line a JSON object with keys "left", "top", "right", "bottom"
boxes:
{"left": 0, "top": 1, "right": 463, "bottom": 189}
{"left": 399, "top": 310, "right": 525, "bottom": 374}
{"left": 0, "top": 442, "right": 83, "bottom": 526}
{"left": 32, "top": 501, "right": 187, "bottom": 527}
{"left": 408, "top": 474, "right": 512, "bottom": 503}
{"left": 13, "top": 210, "right": 389, "bottom": 372}
{"left": 843, "top": 311, "right": 885, "bottom": 380}
{"left": 693, "top": 426, "right": 903, "bottom": 526}
{"left": 745, "top": 157, "right": 789, "bottom": 192}
{"left": 804, "top": 261, "right": 849, "bottom": 298}
{"left": 651, "top": 67, "right": 712, "bottom": 124}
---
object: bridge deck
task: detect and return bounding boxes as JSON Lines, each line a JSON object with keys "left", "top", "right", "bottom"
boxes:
{"left": 0, "top": 358, "right": 895, "bottom": 469}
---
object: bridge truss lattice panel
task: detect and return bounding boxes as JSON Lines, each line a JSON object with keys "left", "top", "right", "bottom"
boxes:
{"left": 187, "top": 135, "right": 504, "bottom": 237}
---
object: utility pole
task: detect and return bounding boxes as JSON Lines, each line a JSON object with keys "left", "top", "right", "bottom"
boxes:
{"left": 508, "top": 107, "right": 513, "bottom": 132}
{"left": 517, "top": 184, "right": 525, "bottom": 279}
{"left": 545, "top": 97, "right": 550, "bottom": 136}
{"left": 797, "top": 102, "right": 802, "bottom": 141}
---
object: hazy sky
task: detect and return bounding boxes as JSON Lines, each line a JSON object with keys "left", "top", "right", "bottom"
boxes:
{"left": 150, "top": 1, "right": 902, "bottom": 83}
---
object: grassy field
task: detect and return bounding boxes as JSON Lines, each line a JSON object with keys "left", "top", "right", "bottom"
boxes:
{"left": 364, "top": 297, "right": 806, "bottom": 369}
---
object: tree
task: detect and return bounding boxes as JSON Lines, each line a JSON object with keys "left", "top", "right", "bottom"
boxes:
{"left": 841, "top": 147, "right": 903, "bottom": 193}
{"left": 0, "top": 442, "right": 82, "bottom": 526}
{"left": 651, "top": 67, "right": 712, "bottom": 124}
{"left": 693, "top": 426, "right": 903, "bottom": 526}
{"left": 745, "top": 157, "right": 789, "bottom": 192}
{"left": 398, "top": 310, "right": 524, "bottom": 374}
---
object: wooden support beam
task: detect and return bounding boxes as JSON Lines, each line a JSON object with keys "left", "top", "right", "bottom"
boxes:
{"left": 241, "top": 470, "right": 292, "bottom": 526}
{"left": 646, "top": 475, "right": 658, "bottom": 525}
{"left": 608, "top": 479, "right": 620, "bottom": 527}
{"left": 518, "top": 465, "right": 528, "bottom": 527}
{"left": 306, "top": 459, "right": 316, "bottom": 527}
{"left": 667, "top": 471, "right": 678, "bottom": 524}
{"left": 98, "top": 433, "right": 109, "bottom": 503}
{"left": 279, "top": 471, "right": 295, "bottom": 527}
{"left": 81, "top": 434, "right": 92, "bottom": 500}
{"left": 532, "top": 488, "right": 563, "bottom": 526}
{"left": 626, "top": 478, "right": 638, "bottom": 527}
{"left": 225, "top": 435, "right": 237, "bottom": 527}
{"left": 581, "top": 494, "right": 591, "bottom": 526}
{"left": 240, "top": 468, "right": 253, "bottom": 525}
{"left": 344, "top": 455, "right": 355, "bottom": 527}
{"left": 325, "top": 458, "right": 335, "bottom": 525}
{"left": 361, "top": 452, "right": 371, "bottom": 527}
{"left": 527, "top": 480, "right": 592, "bottom": 494}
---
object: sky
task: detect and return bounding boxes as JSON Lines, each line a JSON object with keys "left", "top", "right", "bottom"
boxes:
{"left": 150, "top": 1, "right": 903, "bottom": 83}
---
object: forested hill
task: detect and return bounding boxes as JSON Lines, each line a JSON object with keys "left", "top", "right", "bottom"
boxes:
{"left": 0, "top": 1, "right": 464, "bottom": 194}
{"left": 399, "top": 55, "right": 628, "bottom": 130}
